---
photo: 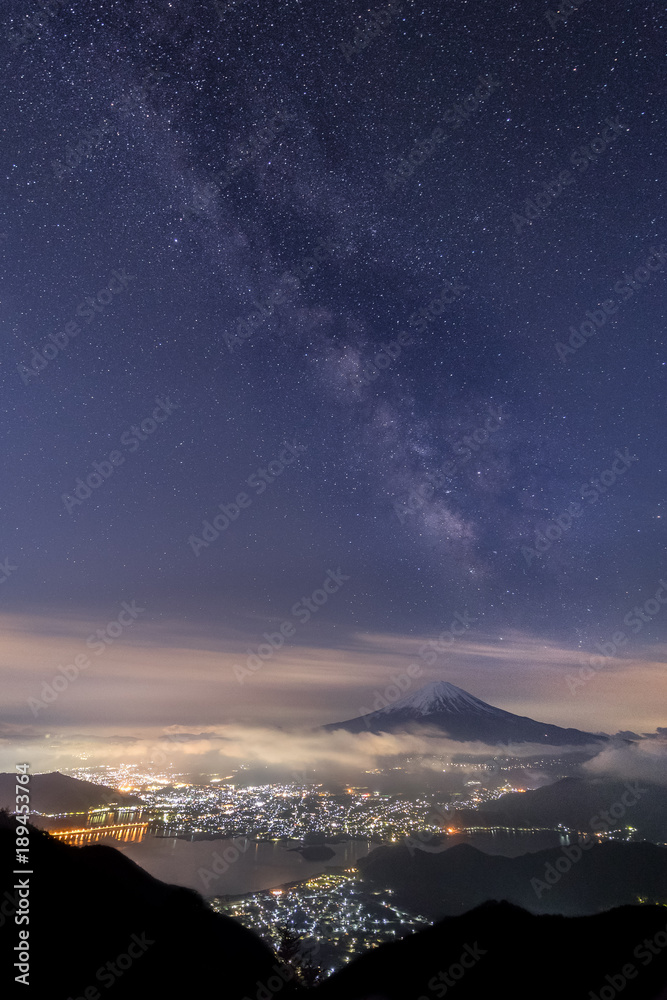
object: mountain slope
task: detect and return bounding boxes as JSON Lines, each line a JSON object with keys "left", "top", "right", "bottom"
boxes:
{"left": 2, "top": 814, "right": 665, "bottom": 998}
{"left": 0, "top": 770, "right": 141, "bottom": 814}
{"left": 324, "top": 681, "right": 606, "bottom": 745}
{"left": 453, "top": 776, "right": 667, "bottom": 841}
{"left": 314, "top": 899, "right": 667, "bottom": 1000}
{"left": 0, "top": 812, "right": 302, "bottom": 998}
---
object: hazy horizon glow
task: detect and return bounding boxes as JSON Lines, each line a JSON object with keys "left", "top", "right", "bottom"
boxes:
{"left": 1, "top": 610, "right": 665, "bottom": 777}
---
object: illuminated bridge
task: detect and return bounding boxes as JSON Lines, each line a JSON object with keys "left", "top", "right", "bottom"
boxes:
{"left": 49, "top": 821, "right": 149, "bottom": 845}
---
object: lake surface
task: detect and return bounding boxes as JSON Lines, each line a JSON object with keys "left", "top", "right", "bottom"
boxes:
{"left": 112, "top": 836, "right": 375, "bottom": 895}
{"left": 110, "top": 829, "right": 564, "bottom": 895}
{"left": 443, "top": 829, "right": 563, "bottom": 857}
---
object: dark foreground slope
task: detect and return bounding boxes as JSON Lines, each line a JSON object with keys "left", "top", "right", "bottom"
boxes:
{"left": 1, "top": 814, "right": 666, "bottom": 999}
{"left": 315, "top": 900, "right": 667, "bottom": 1000}
{"left": 0, "top": 813, "right": 303, "bottom": 999}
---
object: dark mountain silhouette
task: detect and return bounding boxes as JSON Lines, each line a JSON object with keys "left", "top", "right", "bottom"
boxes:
{"left": 1, "top": 814, "right": 666, "bottom": 997}
{"left": 0, "top": 770, "right": 141, "bottom": 814}
{"left": 356, "top": 839, "right": 667, "bottom": 919}
{"left": 324, "top": 680, "right": 607, "bottom": 745}
{"left": 314, "top": 899, "right": 667, "bottom": 1000}
{"left": 0, "top": 812, "right": 303, "bottom": 998}
{"left": 453, "top": 775, "right": 667, "bottom": 841}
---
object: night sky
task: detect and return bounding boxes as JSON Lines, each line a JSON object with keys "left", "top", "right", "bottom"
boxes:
{"left": 1, "top": 0, "right": 666, "bottom": 768}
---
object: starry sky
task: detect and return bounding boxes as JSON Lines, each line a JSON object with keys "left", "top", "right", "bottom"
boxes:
{"left": 1, "top": 0, "right": 666, "bottom": 764}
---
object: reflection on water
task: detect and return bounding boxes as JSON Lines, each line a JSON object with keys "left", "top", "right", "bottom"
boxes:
{"left": 38, "top": 806, "right": 149, "bottom": 845}
{"left": 110, "top": 829, "right": 563, "bottom": 894}
{"left": 112, "top": 836, "right": 376, "bottom": 894}
{"left": 443, "top": 829, "right": 563, "bottom": 857}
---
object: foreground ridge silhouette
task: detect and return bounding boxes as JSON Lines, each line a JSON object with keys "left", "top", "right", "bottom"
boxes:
{"left": 314, "top": 899, "right": 667, "bottom": 1000}
{"left": 0, "top": 813, "right": 303, "bottom": 999}
{"left": 1, "top": 813, "right": 666, "bottom": 999}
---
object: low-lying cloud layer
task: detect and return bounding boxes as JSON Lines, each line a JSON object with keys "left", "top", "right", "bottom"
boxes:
{"left": 582, "top": 731, "right": 667, "bottom": 786}
{"left": 2, "top": 719, "right": 667, "bottom": 788}
{"left": 1, "top": 610, "right": 666, "bottom": 782}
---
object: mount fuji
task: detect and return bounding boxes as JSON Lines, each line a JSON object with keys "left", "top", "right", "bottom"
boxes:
{"left": 324, "top": 681, "right": 607, "bottom": 746}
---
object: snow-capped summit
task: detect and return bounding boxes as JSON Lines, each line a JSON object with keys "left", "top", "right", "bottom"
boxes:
{"left": 324, "top": 680, "right": 607, "bottom": 746}
{"left": 381, "top": 680, "right": 496, "bottom": 717}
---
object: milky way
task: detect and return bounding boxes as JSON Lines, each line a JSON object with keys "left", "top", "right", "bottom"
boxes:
{"left": 1, "top": 1, "right": 665, "bottom": 738}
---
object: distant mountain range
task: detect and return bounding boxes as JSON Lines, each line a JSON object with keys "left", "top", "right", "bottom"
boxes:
{"left": 357, "top": 839, "right": 667, "bottom": 920}
{"left": 453, "top": 776, "right": 667, "bottom": 842}
{"left": 324, "top": 681, "right": 608, "bottom": 746}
